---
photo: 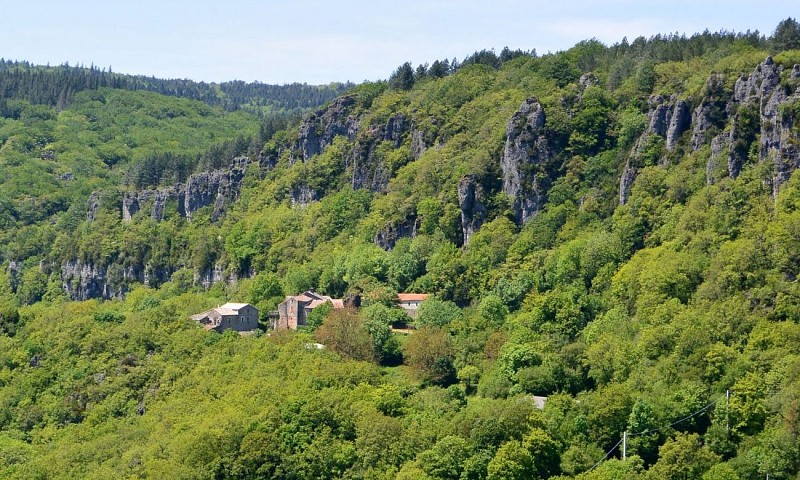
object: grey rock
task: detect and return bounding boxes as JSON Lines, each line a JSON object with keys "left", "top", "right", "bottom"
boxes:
{"left": 350, "top": 139, "right": 391, "bottom": 193}
{"left": 293, "top": 95, "right": 358, "bottom": 163}
{"left": 61, "top": 259, "right": 173, "bottom": 301}
{"left": 290, "top": 183, "right": 319, "bottom": 206}
{"left": 410, "top": 127, "right": 428, "bottom": 160}
{"left": 195, "top": 263, "right": 227, "bottom": 290}
{"left": 707, "top": 134, "right": 729, "bottom": 185}
{"left": 183, "top": 162, "right": 247, "bottom": 220}
{"left": 87, "top": 192, "right": 101, "bottom": 222}
{"left": 666, "top": 99, "right": 691, "bottom": 151}
{"left": 772, "top": 95, "right": 800, "bottom": 196}
{"left": 458, "top": 175, "right": 486, "bottom": 245}
{"left": 725, "top": 58, "right": 800, "bottom": 191}
{"left": 384, "top": 113, "right": 408, "bottom": 147}
{"left": 619, "top": 160, "right": 637, "bottom": 205}
{"left": 619, "top": 94, "right": 686, "bottom": 204}
{"left": 647, "top": 95, "right": 672, "bottom": 138}
{"left": 579, "top": 73, "right": 599, "bottom": 90}
{"left": 122, "top": 193, "right": 140, "bottom": 222}
{"left": 7, "top": 260, "right": 20, "bottom": 293}
{"left": 375, "top": 215, "right": 419, "bottom": 251}
{"left": 691, "top": 74, "right": 728, "bottom": 150}
{"left": 501, "top": 98, "right": 552, "bottom": 224}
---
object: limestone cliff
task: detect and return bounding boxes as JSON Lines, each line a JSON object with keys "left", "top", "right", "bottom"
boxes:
{"left": 620, "top": 58, "right": 800, "bottom": 203}
{"left": 500, "top": 98, "right": 554, "bottom": 224}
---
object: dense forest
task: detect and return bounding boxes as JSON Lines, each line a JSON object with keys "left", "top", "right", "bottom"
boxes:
{"left": 2, "top": 17, "right": 800, "bottom": 479}
{"left": 0, "top": 60, "right": 352, "bottom": 114}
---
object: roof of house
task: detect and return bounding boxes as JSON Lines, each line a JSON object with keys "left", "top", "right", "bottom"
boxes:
{"left": 190, "top": 303, "right": 256, "bottom": 321}
{"left": 190, "top": 310, "right": 212, "bottom": 322}
{"left": 219, "top": 302, "right": 251, "bottom": 310}
{"left": 397, "top": 293, "right": 429, "bottom": 302}
{"left": 306, "top": 299, "right": 327, "bottom": 309}
{"left": 282, "top": 291, "right": 345, "bottom": 310}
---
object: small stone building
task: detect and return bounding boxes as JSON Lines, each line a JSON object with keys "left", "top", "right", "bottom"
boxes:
{"left": 275, "top": 291, "right": 344, "bottom": 330}
{"left": 191, "top": 302, "right": 259, "bottom": 333}
{"left": 396, "top": 293, "right": 429, "bottom": 318}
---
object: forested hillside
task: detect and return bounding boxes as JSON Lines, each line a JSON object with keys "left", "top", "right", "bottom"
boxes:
{"left": 0, "top": 60, "right": 353, "bottom": 114}
{"left": 2, "top": 18, "right": 800, "bottom": 480}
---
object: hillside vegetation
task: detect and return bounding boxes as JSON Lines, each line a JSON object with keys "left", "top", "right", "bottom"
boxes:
{"left": 2, "top": 18, "right": 800, "bottom": 479}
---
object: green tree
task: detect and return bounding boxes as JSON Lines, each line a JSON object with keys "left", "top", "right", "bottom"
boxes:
{"left": 416, "top": 297, "right": 462, "bottom": 328}
{"left": 404, "top": 327, "right": 456, "bottom": 385}
{"left": 314, "top": 308, "right": 376, "bottom": 362}
{"left": 390, "top": 62, "right": 415, "bottom": 90}
{"left": 417, "top": 435, "right": 472, "bottom": 479}
{"left": 648, "top": 433, "right": 720, "bottom": 480}
{"left": 487, "top": 440, "right": 536, "bottom": 480}
{"left": 772, "top": 17, "right": 800, "bottom": 51}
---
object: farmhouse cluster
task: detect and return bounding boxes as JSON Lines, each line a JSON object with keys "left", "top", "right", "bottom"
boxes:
{"left": 190, "top": 291, "right": 428, "bottom": 333}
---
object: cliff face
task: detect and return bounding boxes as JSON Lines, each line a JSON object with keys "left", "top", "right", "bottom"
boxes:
{"left": 620, "top": 58, "right": 800, "bottom": 203}
{"left": 500, "top": 98, "right": 554, "bottom": 224}
{"left": 61, "top": 260, "right": 172, "bottom": 301}
{"left": 71, "top": 157, "right": 253, "bottom": 300}
{"left": 620, "top": 95, "right": 692, "bottom": 204}
{"left": 293, "top": 96, "right": 359, "bottom": 163}
{"left": 67, "top": 58, "right": 800, "bottom": 298}
{"left": 292, "top": 97, "right": 424, "bottom": 200}
{"left": 102, "top": 156, "right": 251, "bottom": 224}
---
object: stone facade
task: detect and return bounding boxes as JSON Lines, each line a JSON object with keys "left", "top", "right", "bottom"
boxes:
{"left": 275, "top": 291, "right": 344, "bottom": 330}
{"left": 191, "top": 303, "right": 259, "bottom": 333}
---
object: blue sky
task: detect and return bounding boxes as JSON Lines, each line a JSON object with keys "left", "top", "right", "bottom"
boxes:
{"left": 2, "top": 1, "right": 796, "bottom": 84}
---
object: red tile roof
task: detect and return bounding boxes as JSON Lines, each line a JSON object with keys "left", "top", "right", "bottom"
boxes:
{"left": 397, "top": 293, "right": 429, "bottom": 302}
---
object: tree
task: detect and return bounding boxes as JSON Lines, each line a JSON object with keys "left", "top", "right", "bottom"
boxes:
{"left": 404, "top": 327, "right": 456, "bottom": 385}
{"left": 389, "top": 62, "right": 415, "bottom": 90}
{"left": 648, "top": 433, "right": 720, "bottom": 480}
{"left": 360, "top": 304, "right": 402, "bottom": 364}
{"left": 415, "top": 297, "right": 462, "bottom": 328}
{"left": 417, "top": 435, "right": 472, "bottom": 479}
{"left": 487, "top": 440, "right": 535, "bottom": 480}
{"left": 314, "top": 308, "right": 376, "bottom": 362}
{"left": 772, "top": 17, "right": 800, "bottom": 51}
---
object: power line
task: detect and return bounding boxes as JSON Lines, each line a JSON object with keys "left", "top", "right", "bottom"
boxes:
{"left": 587, "top": 437, "right": 624, "bottom": 472}
{"left": 629, "top": 396, "right": 723, "bottom": 437}
{"left": 586, "top": 392, "right": 727, "bottom": 472}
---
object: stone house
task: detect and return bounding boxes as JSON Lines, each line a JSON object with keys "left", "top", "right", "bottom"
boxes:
{"left": 191, "top": 302, "right": 259, "bottom": 333}
{"left": 396, "top": 293, "right": 429, "bottom": 319}
{"left": 275, "top": 291, "right": 344, "bottom": 330}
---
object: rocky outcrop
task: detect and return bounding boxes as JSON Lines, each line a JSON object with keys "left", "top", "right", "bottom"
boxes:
{"left": 384, "top": 113, "right": 408, "bottom": 147}
{"left": 501, "top": 98, "right": 553, "bottom": 224}
{"left": 706, "top": 134, "right": 729, "bottom": 185}
{"left": 690, "top": 74, "right": 728, "bottom": 151}
{"left": 289, "top": 183, "right": 319, "bottom": 206}
{"left": 7, "top": 260, "right": 20, "bottom": 293}
{"left": 579, "top": 73, "right": 599, "bottom": 90}
{"left": 723, "top": 57, "right": 800, "bottom": 192}
{"left": 112, "top": 157, "right": 250, "bottom": 223}
{"left": 666, "top": 99, "right": 691, "bottom": 151}
{"left": 87, "top": 192, "right": 101, "bottom": 221}
{"left": 458, "top": 175, "right": 487, "bottom": 245}
{"left": 619, "top": 162, "right": 638, "bottom": 205}
{"left": 410, "top": 127, "right": 428, "bottom": 160}
{"left": 194, "top": 264, "right": 229, "bottom": 290}
{"left": 184, "top": 165, "right": 246, "bottom": 221}
{"left": 293, "top": 96, "right": 359, "bottom": 163}
{"left": 61, "top": 260, "right": 171, "bottom": 301}
{"left": 375, "top": 215, "right": 419, "bottom": 251}
{"left": 619, "top": 95, "right": 693, "bottom": 204}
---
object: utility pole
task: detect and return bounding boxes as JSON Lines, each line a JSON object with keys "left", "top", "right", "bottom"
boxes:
{"left": 622, "top": 431, "right": 627, "bottom": 461}
{"left": 726, "top": 390, "right": 730, "bottom": 433}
